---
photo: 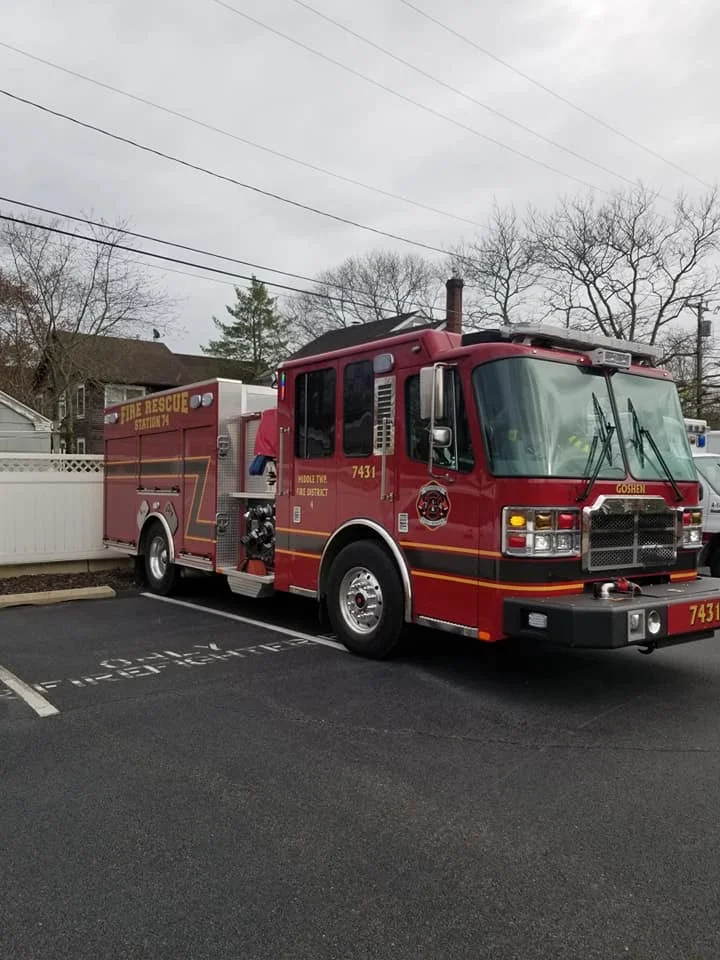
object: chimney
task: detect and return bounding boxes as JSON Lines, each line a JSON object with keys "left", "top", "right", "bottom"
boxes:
{"left": 445, "top": 277, "right": 463, "bottom": 335}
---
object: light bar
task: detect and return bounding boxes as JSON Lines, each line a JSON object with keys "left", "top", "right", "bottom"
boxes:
{"left": 505, "top": 325, "right": 662, "bottom": 364}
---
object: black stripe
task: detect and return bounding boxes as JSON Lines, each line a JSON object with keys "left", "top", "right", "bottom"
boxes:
{"left": 403, "top": 546, "right": 695, "bottom": 585}
{"left": 106, "top": 460, "right": 181, "bottom": 478}
{"left": 403, "top": 547, "right": 478, "bottom": 579}
{"left": 674, "top": 551, "right": 699, "bottom": 572}
{"left": 280, "top": 531, "right": 327, "bottom": 555}
{"left": 403, "top": 548, "right": 583, "bottom": 583}
{"left": 498, "top": 557, "right": 584, "bottom": 583}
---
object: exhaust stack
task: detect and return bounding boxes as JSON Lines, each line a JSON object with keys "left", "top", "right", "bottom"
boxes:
{"left": 445, "top": 277, "right": 463, "bottom": 335}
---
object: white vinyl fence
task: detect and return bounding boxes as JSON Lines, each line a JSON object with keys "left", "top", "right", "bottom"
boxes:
{"left": 0, "top": 454, "right": 120, "bottom": 565}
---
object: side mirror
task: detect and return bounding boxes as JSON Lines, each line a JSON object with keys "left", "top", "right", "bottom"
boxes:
{"left": 419, "top": 366, "right": 445, "bottom": 420}
{"left": 432, "top": 426, "right": 452, "bottom": 448}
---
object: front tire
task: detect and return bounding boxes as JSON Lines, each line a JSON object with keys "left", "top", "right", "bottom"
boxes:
{"left": 143, "top": 521, "right": 178, "bottom": 596}
{"left": 326, "top": 541, "right": 404, "bottom": 659}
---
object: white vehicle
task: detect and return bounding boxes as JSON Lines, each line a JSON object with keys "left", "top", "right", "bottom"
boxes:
{"left": 692, "top": 453, "right": 720, "bottom": 575}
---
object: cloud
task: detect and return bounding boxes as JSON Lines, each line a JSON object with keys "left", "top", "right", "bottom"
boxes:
{"left": 1, "top": 0, "right": 717, "bottom": 352}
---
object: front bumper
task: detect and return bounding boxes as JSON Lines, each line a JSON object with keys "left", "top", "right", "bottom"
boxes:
{"left": 503, "top": 576, "right": 720, "bottom": 649}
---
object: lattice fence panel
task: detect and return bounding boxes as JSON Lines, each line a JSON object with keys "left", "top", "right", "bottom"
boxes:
{"left": 0, "top": 454, "right": 104, "bottom": 474}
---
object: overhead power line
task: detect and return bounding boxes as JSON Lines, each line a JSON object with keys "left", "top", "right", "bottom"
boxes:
{"left": 0, "top": 194, "right": 382, "bottom": 294}
{"left": 0, "top": 212, "right": 388, "bottom": 308}
{"left": 0, "top": 41, "right": 484, "bottom": 231}
{"left": 291, "top": 0, "right": 638, "bottom": 190}
{"left": 207, "top": 0, "right": 607, "bottom": 195}
{"left": 0, "top": 88, "right": 456, "bottom": 259}
{"left": 398, "top": 0, "right": 713, "bottom": 190}
{"left": 0, "top": 210, "right": 457, "bottom": 320}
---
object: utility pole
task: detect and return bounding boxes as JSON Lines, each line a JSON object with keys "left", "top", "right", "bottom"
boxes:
{"left": 696, "top": 300, "right": 704, "bottom": 418}
{"left": 694, "top": 300, "right": 714, "bottom": 418}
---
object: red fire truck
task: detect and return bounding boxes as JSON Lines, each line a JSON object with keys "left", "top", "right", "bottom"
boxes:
{"left": 104, "top": 286, "right": 720, "bottom": 658}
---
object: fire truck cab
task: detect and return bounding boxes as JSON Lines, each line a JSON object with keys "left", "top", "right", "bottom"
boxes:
{"left": 104, "top": 322, "right": 720, "bottom": 659}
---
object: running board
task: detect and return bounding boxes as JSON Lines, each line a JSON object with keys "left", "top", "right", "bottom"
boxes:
{"left": 220, "top": 567, "right": 275, "bottom": 598}
{"left": 177, "top": 553, "right": 214, "bottom": 572}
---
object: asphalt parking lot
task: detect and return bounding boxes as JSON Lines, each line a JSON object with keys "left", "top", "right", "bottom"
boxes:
{"left": 2, "top": 584, "right": 720, "bottom": 960}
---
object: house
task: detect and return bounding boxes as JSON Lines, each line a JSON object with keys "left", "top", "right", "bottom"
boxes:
{"left": 35, "top": 332, "right": 257, "bottom": 454}
{"left": 0, "top": 390, "right": 53, "bottom": 454}
{"left": 288, "top": 312, "right": 447, "bottom": 361}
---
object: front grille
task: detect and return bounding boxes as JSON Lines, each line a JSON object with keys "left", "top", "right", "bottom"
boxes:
{"left": 586, "top": 499, "right": 677, "bottom": 572}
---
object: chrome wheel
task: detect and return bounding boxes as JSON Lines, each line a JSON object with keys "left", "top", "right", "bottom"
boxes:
{"left": 148, "top": 535, "right": 169, "bottom": 582}
{"left": 339, "top": 566, "right": 383, "bottom": 636}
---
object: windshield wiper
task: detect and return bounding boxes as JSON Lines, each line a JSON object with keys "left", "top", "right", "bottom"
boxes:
{"left": 577, "top": 423, "right": 616, "bottom": 502}
{"left": 627, "top": 398, "right": 684, "bottom": 502}
{"left": 628, "top": 397, "right": 646, "bottom": 468}
{"left": 591, "top": 391, "right": 613, "bottom": 465}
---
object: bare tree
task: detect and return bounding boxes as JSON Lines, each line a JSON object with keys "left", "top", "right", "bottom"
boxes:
{"left": 286, "top": 250, "right": 444, "bottom": 345}
{"left": 0, "top": 271, "right": 37, "bottom": 404}
{"left": 530, "top": 186, "right": 720, "bottom": 344}
{"left": 0, "top": 214, "right": 171, "bottom": 434}
{"left": 449, "top": 203, "right": 542, "bottom": 327}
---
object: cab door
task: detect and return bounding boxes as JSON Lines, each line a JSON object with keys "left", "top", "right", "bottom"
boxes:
{"left": 394, "top": 366, "right": 482, "bottom": 633}
{"left": 283, "top": 365, "right": 338, "bottom": 590}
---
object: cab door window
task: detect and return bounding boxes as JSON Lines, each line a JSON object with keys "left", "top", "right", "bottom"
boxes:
{"left": 343, "top": 360, "right": 373, "bottom": 457}
{"left": 405, "top": 370, "right": 474, "bottom": 472}
{"left": 295, "top": 368, "right": 336, "bottom": 458}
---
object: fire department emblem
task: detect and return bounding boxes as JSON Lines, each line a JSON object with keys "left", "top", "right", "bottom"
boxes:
{"left": 416, "top": 481, "right": 451, "bottom": 529}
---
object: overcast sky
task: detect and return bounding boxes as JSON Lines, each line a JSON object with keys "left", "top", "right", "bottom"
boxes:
{"left": 1, "top": 0, "right": 718, "bottom": 353}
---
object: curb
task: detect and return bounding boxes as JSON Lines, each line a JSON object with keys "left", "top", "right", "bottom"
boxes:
{"left": 0, "top": 586, "right": 117, "bottom": 609}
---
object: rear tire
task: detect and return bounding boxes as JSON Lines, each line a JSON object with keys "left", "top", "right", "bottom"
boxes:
{"left": 710, "top": 547, "right": 720, "bottom": 579}
{"left": 143, "top": 521, "right": 178, "bottom": 596}
{"left": 326, "top": 541, "right": 405, "bottom": 659}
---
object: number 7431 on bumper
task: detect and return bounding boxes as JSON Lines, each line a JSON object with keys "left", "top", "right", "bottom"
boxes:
{"left": 689, "top": 601, "right": 720, "bottom": 626}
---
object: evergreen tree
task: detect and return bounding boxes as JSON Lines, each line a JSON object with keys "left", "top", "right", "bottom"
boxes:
{"left": 201, "top": 278, "right": 289, "bottom": 381}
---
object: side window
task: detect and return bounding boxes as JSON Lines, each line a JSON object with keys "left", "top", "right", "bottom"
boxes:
{"left": 405, "top": 370, "right": 474, "bottom": 472}
{"left": 343, "top": 360, "right": 373, "bottom": 457}
{"left": 295, "top": 368, "right": 336, "bottom": 458}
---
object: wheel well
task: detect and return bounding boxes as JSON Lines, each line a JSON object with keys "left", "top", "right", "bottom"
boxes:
{"left": 138, "top": 514, "right": 175, "bottom": 562}
{"left": 318, "top": 521, "right": 412, "bottom": 622}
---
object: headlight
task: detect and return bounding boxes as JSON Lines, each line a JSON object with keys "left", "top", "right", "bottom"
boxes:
{"left": 534, "top": 533, "right": 552, "bottom": 552}
{"left": 556, "top": 533, "right": 573, "bottom": 553}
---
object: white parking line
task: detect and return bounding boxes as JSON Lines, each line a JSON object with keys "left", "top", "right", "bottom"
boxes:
{"left": 141, "top": 594, "right": 348, "bottom": 652}
{"left": 0, "top": 664, "right": 60, "bottom": 717}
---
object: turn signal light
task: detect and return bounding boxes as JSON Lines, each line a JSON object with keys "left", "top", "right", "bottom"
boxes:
{"left": 508, "top": 513, "right": 527, "bottom": 528}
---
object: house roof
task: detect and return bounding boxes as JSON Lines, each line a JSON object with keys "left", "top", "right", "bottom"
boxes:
{"left": 0, "top": 389, "right": 53, "bottom": 431}
{"left": 54, "top": 332, "right": 183, "bottom": 387}
{"left": 44, "top": 332, "right": 269, "bottom": 389}
{"left": 174, "top": 353, "right": 255, "bottom": 383}
{"left": 289, "top": 312, "right": 443, "bottom": 360}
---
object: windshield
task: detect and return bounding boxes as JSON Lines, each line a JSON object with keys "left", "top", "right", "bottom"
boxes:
{"left": 612, "top": 372, "right": 697, "bottom": 482}
{"left": 694, "top": 456, "right": 720, "bottom": 492}
{"left": 473, "top": 357, "right": 696, "bottom": 481}
{"left": 472, "top": 358, "right": 625, "bottom": 478}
